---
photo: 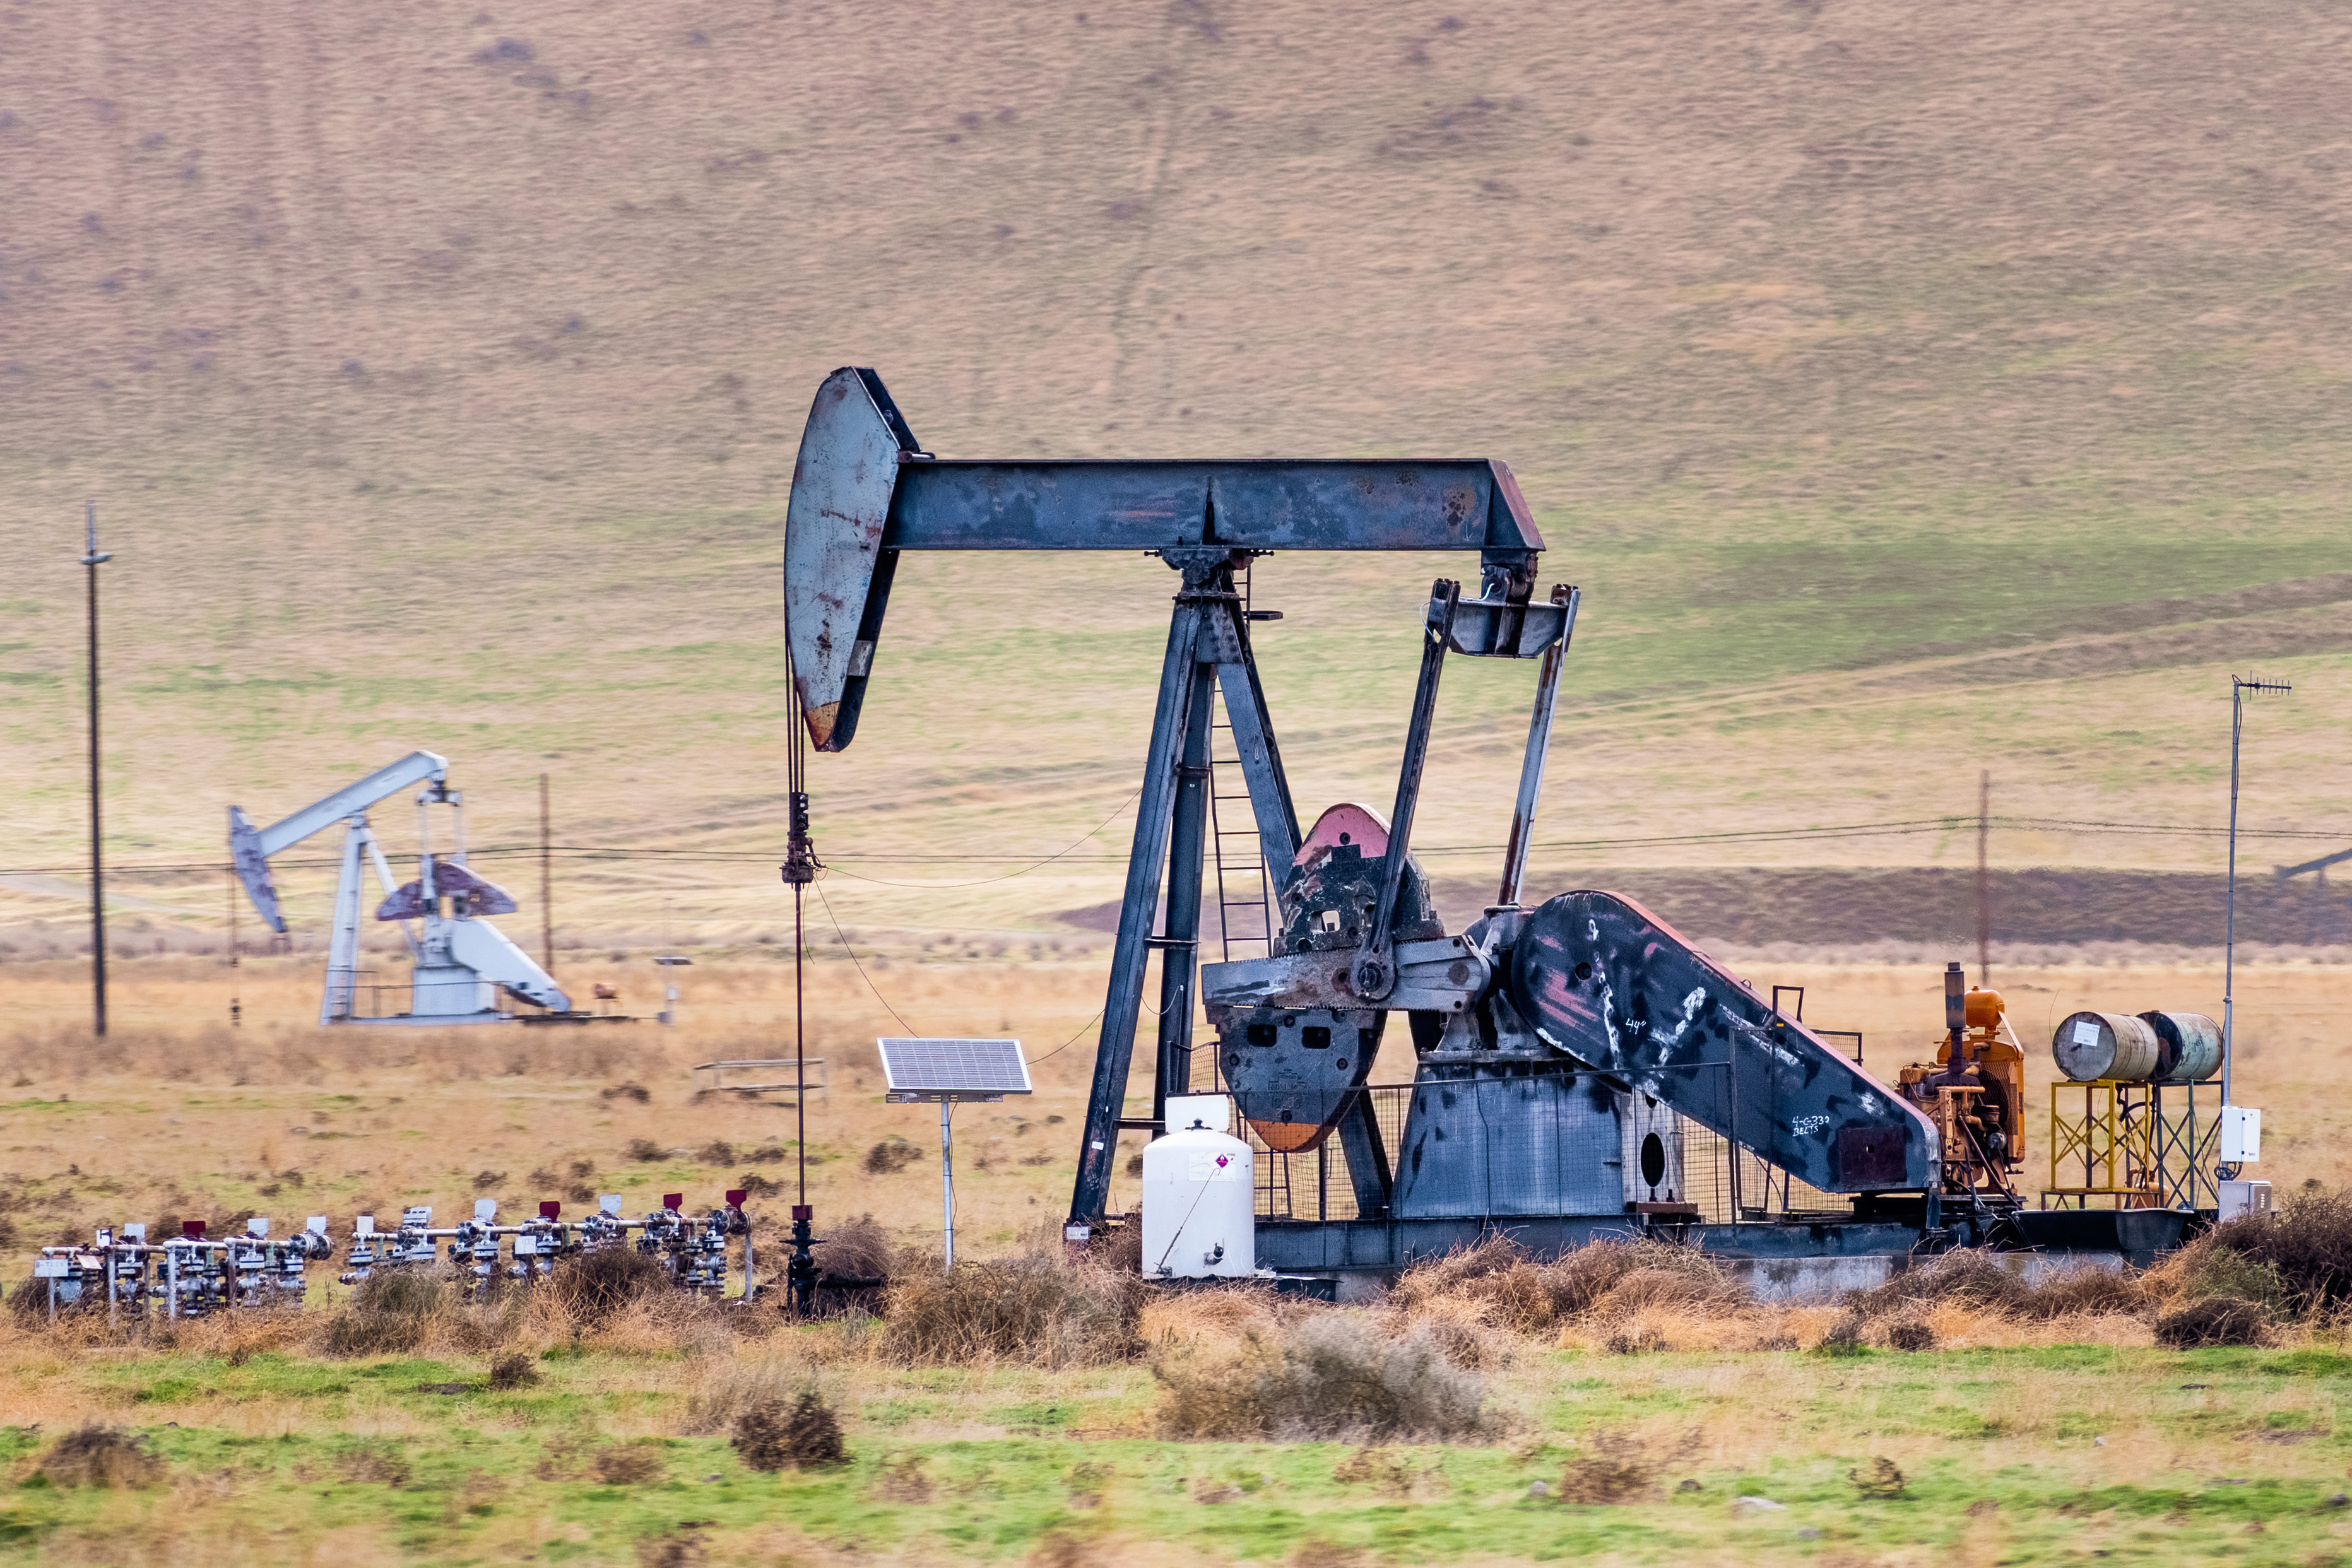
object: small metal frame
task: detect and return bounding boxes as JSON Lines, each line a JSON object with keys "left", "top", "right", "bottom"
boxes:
{"left": 692, "top": 1059, "right": 830, "bottom": 1104}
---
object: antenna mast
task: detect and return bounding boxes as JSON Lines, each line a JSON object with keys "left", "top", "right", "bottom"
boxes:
{"left": 81, "top": 502, "right": 112, "bottom": 1037}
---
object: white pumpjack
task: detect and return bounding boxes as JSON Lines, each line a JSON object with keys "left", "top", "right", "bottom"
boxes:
{"left": 230, "top": 750, "right": 568, "bottom": 1025}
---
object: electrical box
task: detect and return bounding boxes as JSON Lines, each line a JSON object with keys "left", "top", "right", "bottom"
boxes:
{"left": 2221, "top": 1105, "right": 2262, "bottom": 1163}
{"left": 2219, "top": 1179, "right": 2273, "bottom": 1222}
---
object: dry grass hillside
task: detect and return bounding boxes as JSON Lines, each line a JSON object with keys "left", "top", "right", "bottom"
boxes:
{"left": 3, "top": 0, "right": 2350, "bottom": 953}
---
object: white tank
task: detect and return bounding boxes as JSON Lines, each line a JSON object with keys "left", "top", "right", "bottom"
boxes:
{"left": 1140, "top": 1095, "right": 1256, "bottom": 1279}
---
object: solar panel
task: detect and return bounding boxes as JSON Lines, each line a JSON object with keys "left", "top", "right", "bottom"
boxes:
{"left": 878, "top": 1037, "right": 1032, "bottom": 1100}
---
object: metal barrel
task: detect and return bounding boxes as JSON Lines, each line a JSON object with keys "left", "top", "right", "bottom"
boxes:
{"left": 2052, "top": 1010, "right": 2161, "bottom": 1083}
{"left": 2139, "top": 1010, "right": 2222, "bottom": 1083}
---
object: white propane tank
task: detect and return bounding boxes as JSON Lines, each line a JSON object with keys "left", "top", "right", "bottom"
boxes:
{"left": 1140, "top": 1095, "right": 1256, "bottom": 1279}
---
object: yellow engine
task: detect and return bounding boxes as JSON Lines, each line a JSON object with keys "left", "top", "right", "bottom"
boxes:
{"left": 1896, "top": 963, "right": 2024, "bottom": 1197}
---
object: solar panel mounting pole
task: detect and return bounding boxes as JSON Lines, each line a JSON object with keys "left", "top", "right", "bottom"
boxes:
{"left": 940, "top": 1099, "right": 956, "bottom": 1271}
{"left": 875, "top": 1037, "right": 1032, "bottom": 1271}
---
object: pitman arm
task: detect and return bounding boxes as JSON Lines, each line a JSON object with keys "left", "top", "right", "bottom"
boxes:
{"left": 228, "top": 751, "right": 449, "bottom": 933}
{"left": 1510, "top": 891, "right": 1941, "bottom": 1192}
{"left": 446, "top": 919, "right": 569, "bottom": 1012}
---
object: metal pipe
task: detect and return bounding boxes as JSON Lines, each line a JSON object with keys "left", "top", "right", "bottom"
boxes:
{"left": 82, "top": 501, "right": 110, "bottom": 1038}
{"left": 1354, "top": 580, "right": 1460, "bottom": 1001}
{"left": 2224, "top": 676, "right": 2292, "bottom": 1110}
{"left": 1497, "top": 584, "right": 1578, "bottom": 908}
{"left": 540, "top": 773, "right": 554, "bottom": 976}
{"left": 227, "top": 868, "right": 240, "bottom": 1028}
{"left": 1977, "top": 770, "right": 1991, "bottom": 984}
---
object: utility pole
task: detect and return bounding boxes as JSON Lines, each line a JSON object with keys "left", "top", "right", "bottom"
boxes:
{"left": 539, "top": 772, "right": 554, "bottom": 976}
{"left": 227, "top": 868, "right": 241, "bottom": 1027}
{"left": 2223, "top": 675, "right": 2292, "bottom": 1111}
{"left": 1976, "top": 769, "right": 1990, "bottom": 985}
{"left": 81, "top": 502, "right": 112, "bottom": 1037}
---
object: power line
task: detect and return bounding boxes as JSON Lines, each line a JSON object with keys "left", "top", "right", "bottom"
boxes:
{"left": 3, "top": 813, "right": 2344, "bottom": 886}
{"left": 812, "top": 881, "right": 914, "bottom": 1035}
{"left": 815, "top": 787, "right": 1143, "bottom": 888}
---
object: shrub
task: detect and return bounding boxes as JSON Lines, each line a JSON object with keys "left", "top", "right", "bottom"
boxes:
{"left": 1588, "top": 1262, "right": 1742, "bottom": 1316}
{"left": 591, "top": 1445, "right": 665, "bottom": 1484}
{"left": 1094, "top": 1221, "right": 1143, "bottom": 1275}
{"left": 1389, "top": 1237, "right": 1745, "bottom": 1335}
{"left": 697, "top": 1141, "right": 735, "bottom": 1165}
{"left": 637, "top": 1528, "right": 708, "bottom": 1568}
{"left": 877, "top": 1451, "right": 933, "bottom": 1501}
{"left": 1850, "top": 1457, "right": 1906, "bottom": 1497}
{"left": 2021, "top": 1266, "right": 2147, "bottom": 1320}
{"left": 864, "top": 1138, "right": 922, "bottom": 1176}
{"left": 319, "top": 1271, "right": 444, "bottom": 1357}
{"left": 600, "top": 1082, "right": 650, "bottom": 1105}
{"left": 1557, "top": 1430, "right": 1663, "bottom": 1504}
{"left": 733, "top": 1392, "right": 848, "bottom": 1471}
{"left": 681, "top": 1359, "right": 799, "bottom": 1435}
{"left": 1154, "top": 1314, "right": 1489, "bottom": 1442}
{"left": 6, "top": 1274, "right": 57, "bottom": 1323}
{"left": 37, "top": 1428, "right": 163, "bottom": 1489}
{"left": 2207, "top": 1188, "right": 2352, "bottom": 1314}
{"left": 338, "top": 1443, "right": 413, "bottom": 1486}
{"left": 811, "top": 1213, "right": 893, "bottom": 1283}
{"left": 1602, "top": 1325, "right": 1667, "bottom": 1355}
{"left": 2155, "top": 1296, "right": 2268, "bottom": 1348}
{"left": 1852, "top": 1250, "right": 2028, "bottom": 1319}
{"left": 882, "top": 1259, "right": 1143, "bottom": 1369}
{"left": 1813, "top": 1312, "right": 1867, "bottom": 1357}
{"left": 625, "top": 1138, "right": 664, "bottom": 1163}
{"left": 1886, "top": 1320, "right": 1936, "bottom": 1352}
{"left": 488, "top": 1353, "right": 540, "bottom": 1390}
{"left": 2146, "top": 1232, "right": 2290, "bottom": 1314}
{"left": 546, "top": 1249, "right": 667, "bottom": 1327}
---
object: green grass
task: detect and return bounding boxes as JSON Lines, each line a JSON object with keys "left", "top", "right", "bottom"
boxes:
{"left": 7, "top": 1344, "right": 2352, "bottom": 1562}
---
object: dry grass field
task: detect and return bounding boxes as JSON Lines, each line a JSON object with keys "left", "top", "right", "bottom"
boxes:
{"left": 3, "top": 0, "right": 2351, "bottom": 948}
{"left": 4, "top": 951, "right": 2349, "bottom": 1261}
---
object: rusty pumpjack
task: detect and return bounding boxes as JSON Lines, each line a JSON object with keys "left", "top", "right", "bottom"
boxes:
{"left": 781, "top": 368, "right": 2158, "bottom": 1276}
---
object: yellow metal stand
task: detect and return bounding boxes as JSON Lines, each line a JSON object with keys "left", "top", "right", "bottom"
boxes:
{"left": 2043, "top": 1080, "right": 2166, "bottom": 1209}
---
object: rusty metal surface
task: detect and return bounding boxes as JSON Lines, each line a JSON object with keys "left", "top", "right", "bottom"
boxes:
{"left": 1203, "top": 937, "right": 1488, "bottom": 1015}
{"left": 782, "top": 368, "right": 918, "bottom": 752}
{"left": 375, "top": 858, "right": 517, "bottom": 921}
{"left": 1217, "top": 1006, "right": 1385, "bottom": 1153}
{"left": 1508, "top": 890, "right": 1939, "bottom": 1192}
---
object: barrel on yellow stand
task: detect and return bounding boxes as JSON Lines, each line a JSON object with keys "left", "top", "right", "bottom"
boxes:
{"left": 2052, "top": 1010, "right": 2161, "bottom": 1083}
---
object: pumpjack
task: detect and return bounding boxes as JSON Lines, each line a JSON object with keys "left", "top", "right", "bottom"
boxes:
{"left": 782, "top": 368, "right": 2189, "bottom": 1275}
{"left": 230, "top": 752, "right": 568, "bottom": 1025}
